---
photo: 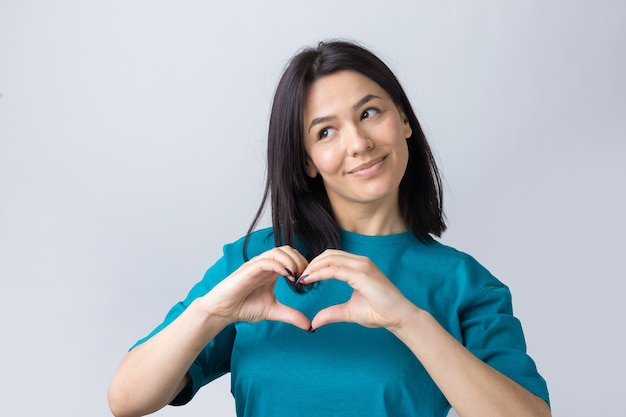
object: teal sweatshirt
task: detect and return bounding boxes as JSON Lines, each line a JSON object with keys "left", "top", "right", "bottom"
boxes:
{"left": 134, "top": 228, "right": 549, "bottom": 416}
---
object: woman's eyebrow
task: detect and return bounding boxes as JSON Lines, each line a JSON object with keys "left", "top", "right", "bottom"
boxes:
{"left": 352, "top": 94, "right": 381, "bottom": 112}
{"left": 308, "top": 94, "right": 382, "bottom": 133}
{"left": 308, "top": 115, "right": 336, "bottom": 133}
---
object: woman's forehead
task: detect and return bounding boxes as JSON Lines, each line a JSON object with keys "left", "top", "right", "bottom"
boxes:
{"left": 303, "top": 71, "right": 390, "bottom": 116}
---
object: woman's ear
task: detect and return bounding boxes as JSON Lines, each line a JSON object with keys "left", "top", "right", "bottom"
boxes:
{"left": 399, "top": 110, "right": 412, "bottom": 139}
{"left": 305, "top": 156, "right": 318, "bottom": 178}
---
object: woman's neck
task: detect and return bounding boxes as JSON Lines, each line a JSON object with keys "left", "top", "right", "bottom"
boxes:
{"left": 332, "top": 198, "right": 406, "bottom": 236}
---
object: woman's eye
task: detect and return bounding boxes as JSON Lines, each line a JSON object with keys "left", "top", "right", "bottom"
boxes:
{"left": 361, "top": 108, "right": 379, "bottom": 120}
{"left": 318, "top": 127, "right": 334, "bottom": 140}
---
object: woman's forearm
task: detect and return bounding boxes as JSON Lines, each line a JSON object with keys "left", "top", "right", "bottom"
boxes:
{"left": 108, "top": 299, "right": 228, "bottom": 417}
{"left": 390, "top": 307, "right": 551, "bottom": 417}
{"left": 108, "top": 246, "right": 310, "bottom": 417}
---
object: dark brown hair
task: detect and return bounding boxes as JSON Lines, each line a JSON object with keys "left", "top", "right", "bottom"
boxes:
{"left": 245, "top": 40, "right": 446, "bottom": 268}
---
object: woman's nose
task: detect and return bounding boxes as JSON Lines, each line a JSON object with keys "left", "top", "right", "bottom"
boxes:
{"left": 345, "top": 125, "right": 373, "bottom": 156}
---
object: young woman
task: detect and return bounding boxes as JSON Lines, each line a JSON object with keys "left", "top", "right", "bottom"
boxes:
{"left": 109, "top": 41, "right": 550, "bottom": 417}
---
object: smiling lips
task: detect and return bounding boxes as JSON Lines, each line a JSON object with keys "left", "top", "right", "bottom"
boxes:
{"left": 348, "top": 155, "right": 387, "bottom": 176}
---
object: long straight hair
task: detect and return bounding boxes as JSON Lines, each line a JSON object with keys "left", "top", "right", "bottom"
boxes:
{"left": 245, "top": 41, "right": 446, "bottom": 267}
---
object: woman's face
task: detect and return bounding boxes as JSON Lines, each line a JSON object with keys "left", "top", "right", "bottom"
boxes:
{"left": 302, "top": 70, "right": 412, "bottom": 216}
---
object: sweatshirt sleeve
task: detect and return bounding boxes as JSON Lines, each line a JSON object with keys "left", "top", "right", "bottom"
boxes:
{"left": 130, "top": 255, "right": 237, "bottom": 405}
{"left": 459, "top": 283, "right": 550, "bottom": 406}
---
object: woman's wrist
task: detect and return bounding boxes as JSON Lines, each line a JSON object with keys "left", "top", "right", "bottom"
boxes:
{"left": 385, "top": 303, "right": 435, "bottom": 351}
{"left": 187, "top": 297, "right": 233, "bottom": 339}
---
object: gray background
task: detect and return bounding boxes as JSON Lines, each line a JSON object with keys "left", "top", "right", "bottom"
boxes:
{"left": 1, "top": 1, "right": 624, "bottom": 416}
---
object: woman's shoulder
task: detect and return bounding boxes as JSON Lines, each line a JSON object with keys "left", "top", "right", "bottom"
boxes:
{"left": 417, "top": 238, "right": 506, "bottom": 291}
{"left": 421, "top": 238, "right": 480, "bottom": 263}
{"left": 222, "top": 227, "right": 276, "bottom": 260}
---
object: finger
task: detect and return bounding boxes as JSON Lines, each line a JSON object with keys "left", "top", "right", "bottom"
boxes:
{"left": 239, "top": 257, "right": 292, "bottom": 282}
{"left": 299, "top": 263, "right": 365, "bottom": 288}
{"left": 284, "top": 245, "right": 313, "bottom": 269}
{"left": 266, "top": 302, "right": 312, "bottom": 331}
{"left": 303, "top": 249, "right": 352, "bottom": 270}
{"left": 302, "top": 250, "right": 363, "bottom": 277}
{"left": 259, "top": 246, "right": 309, "bottom": 282}
{"left": 242, "top": 254, "right": 297, "bottom": 283}
{"left": 311, "top": 303, "right": 351, "bottom": 329}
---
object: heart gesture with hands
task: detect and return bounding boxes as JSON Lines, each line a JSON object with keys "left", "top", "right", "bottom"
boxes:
{"left": 200, "top": 245, "right": 415, "bottom": 334}
{"left": 300, "top": 249, "right": 416, "bottom": 332}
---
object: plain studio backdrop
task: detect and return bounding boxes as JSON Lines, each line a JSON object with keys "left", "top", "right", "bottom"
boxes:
{"left": 1, "top": 1, "right": 624, "bottom": 416}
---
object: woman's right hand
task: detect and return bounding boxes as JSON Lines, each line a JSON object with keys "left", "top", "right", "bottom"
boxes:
{"left": 198, "top": 245, "right": 311, "bottom": 331}
{"left": 108, "top": 245, "right": 311, "bottom": 417}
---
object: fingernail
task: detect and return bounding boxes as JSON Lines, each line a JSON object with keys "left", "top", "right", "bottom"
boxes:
{"left": 284, "top": 267, "right": 295, "bottom": 277}
{"left": 295, "top": 274, "right": 309, "bottom": 285}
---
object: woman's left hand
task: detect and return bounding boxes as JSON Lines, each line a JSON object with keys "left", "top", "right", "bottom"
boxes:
{"left": 300, "top": 249, "right": 419, "bottom": 331}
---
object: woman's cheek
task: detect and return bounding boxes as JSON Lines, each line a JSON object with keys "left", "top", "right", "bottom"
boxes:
{"left": 315, "top": 149, "right": 343, "bottom": 175}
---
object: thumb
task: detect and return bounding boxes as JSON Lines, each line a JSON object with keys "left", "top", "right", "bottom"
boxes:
{"left": 266, "top": 302, "right": 311, "bottom": 331}
{"left": 311, "top": 303, "right": 350, "bottom": 330}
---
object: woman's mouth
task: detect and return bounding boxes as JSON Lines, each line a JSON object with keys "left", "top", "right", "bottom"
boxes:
{"left": 348, "top": 155, "right": 387, "bottom": 177}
